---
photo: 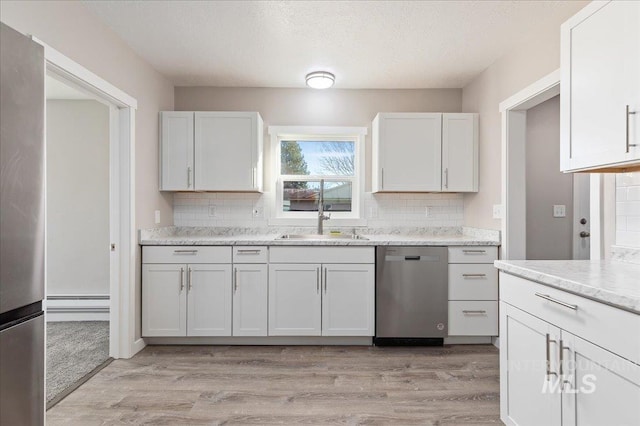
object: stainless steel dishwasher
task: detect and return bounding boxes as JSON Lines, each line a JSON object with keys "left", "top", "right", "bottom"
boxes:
{"left": 374, "top": 246, "right": 448, "bottom": 346}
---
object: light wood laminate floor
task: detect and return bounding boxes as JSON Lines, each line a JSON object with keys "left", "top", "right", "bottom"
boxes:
{"left": 46, "top": 344, "right": 500, "bottom": 425}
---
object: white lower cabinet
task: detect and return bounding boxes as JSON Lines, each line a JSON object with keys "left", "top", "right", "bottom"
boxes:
{"left": 268, "top": 264, "right": 322, "bottom": 336}
{"left": 500, "top": 302, "right": 562, "bottom": 426}
{"left": 142, "top": 264, "right": 187, "bottom": 337}
{"left": 500, "top": 272, "right": 640, "bottom": 426}
{"left": 233, "top": 264, "right": 268, "bottom": 337}
{"left": 142, "top": 246, "right": 232, "bottom": 337}
{"left": 187, "top": 264, "right": 232, "bottom": 336}
{"left": 268, "top": 247, "right": 376, "bottom": 337}
{"left": 322, "top": 264, "right": 375, "bottom": 336}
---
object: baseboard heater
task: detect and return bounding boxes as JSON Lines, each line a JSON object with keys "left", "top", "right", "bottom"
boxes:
{"left": 373, "top": 337, "right": 444, "bottom": 347}
{"left": 46, "top": 295, "right": 109, "bottom": 321}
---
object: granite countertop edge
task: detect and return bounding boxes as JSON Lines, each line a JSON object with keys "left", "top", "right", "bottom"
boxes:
{"left": 495, "top": 260, "right": 640, "bottom": 315}
{"left": 138, "top": 235, "right": 500, "bottom": 247}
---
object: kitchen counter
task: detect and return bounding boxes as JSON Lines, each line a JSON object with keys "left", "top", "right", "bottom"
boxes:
{"left": 139, "top": 226, "right": 501, "bottom": 247}
{"left": 495, "top": 260, "right": 640, "bottom": 314}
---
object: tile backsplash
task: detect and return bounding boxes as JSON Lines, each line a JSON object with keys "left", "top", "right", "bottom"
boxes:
{"left": 616, "top": 172, "right": 640, "bottom": 248}
{"left": 173, "top": 192, "right": 464, "bottom": 228}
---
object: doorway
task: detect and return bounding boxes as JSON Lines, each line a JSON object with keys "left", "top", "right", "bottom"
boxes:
{"left": 44, "top": 74, "right": 112, "bottom": 407}
{"left": 500, "top": 70, "right": 595, "bottom": 260}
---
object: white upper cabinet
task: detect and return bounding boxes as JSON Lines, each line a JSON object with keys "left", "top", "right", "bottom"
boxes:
{"left": 194, "top": 112, "right": 263, "bottom": 191}
{"left": 373, "top": 113, "right": 442, "bottom": 192}
{"left": 372, "top": 112, "right": 478, "bottom": 192}
{"left": 442, "top": 113, "right": 479, "bottom": 192}
{"left": 159, "top": 111, "right": 263, "bottom": 191}
{"left": 160, "top": 112, "right": 194, "bottom": 191}
{"left": 561, "top": 1, "right": 640, "bottom": 172}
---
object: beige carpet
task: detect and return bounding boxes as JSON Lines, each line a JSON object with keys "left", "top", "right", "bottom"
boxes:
{"left": 46, "top": 321, "right": 110, "bottom": 406}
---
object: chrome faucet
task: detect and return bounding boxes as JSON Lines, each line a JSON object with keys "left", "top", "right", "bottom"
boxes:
{"left": 318, "top": 179, "right": 330, "bottom": 235}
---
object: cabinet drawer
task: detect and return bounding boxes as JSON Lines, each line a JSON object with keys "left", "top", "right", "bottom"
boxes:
{"left": 269, "top": 246, "right": 374, "bottom": 264}
{"left": 233, "top": 246, "right": 268, "bottom": 263}
{"left": 448, "top": 246, "right": 497, "bottom": 263}
{"left": 448, "top": 301, "right": 498, "bottom": 336}
{"left": 500, "top": 272, "right": 640, "bottom": 365}
{"left": 143, "top": 246, "right": 231, "bottom": 264}
{"left": 448, "top": 264, "right": 498, "bottom": 300}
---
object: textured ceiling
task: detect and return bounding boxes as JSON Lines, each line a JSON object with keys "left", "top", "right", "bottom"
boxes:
{"left": 83, "top": 0, "right": 587, "bottom": 89}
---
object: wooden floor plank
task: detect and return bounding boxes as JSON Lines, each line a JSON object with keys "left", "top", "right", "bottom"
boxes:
{"left": 46, "top": 344, "right": 500, "bottom": 425}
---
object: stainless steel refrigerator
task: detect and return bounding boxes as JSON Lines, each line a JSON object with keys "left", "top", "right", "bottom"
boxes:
{"left": 0, "top": 22, "right": 46, "bottom": 425}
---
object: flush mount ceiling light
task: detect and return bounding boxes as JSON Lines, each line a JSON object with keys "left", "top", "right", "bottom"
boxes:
{"left": 305, "top": 71, "right": 335, "bottom": 89}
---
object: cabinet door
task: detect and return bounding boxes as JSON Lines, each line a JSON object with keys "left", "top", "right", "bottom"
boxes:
{"left": 561, "top": 331, "right": 640, "bottom": 426}
{"left": 375, "top": 113, "right": 442, "bottom": 192}
{"left": 160, "top": 112, "right": 194, "bottom": 190}
{"left": 268, "top": 264, "right": 321, "bottom": 336}
{"left": 232, "top": 264, "right": 268, "bottom": 337}
{"left": 186, "top": 264, "right": 232, "bottom": 336}
{"left": 500, "top": 302, "right": 562, "bottom": 426}
{"left": 561, "top": 1, "right": 640, "bottom": 171}
{"left": 442, "top": 113, "right": 478, "bottom": 192}
{"left": 142, "top": 264, "right": 187, "bottom": 337}
{"left": 194, "top": 112, "right": 260, "bottom": 191}
{"left": 321, "top": 264, "right": 374, "bottom": 336}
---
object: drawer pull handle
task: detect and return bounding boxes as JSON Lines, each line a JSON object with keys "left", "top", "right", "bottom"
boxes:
{"left": 237, "top": 249, "right": 261, "bottom": 254}
{"left": 462, "top": 273, "right": 486, "bottom": 278}
{"left": 535, "top": 293, "right": 578, "bottom": 311}
{"left": 174, "top": 249, "right": 198, "bottom": 254}
{"left": 462, "top": 310, "right": 486, "bottom": 314}
{"left": 462, "top": 249, "right": 486, "bottom": 254}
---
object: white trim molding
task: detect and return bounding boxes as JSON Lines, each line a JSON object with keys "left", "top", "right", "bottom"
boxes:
{"left": 37, "top": 37, "right": 139, "bottom": 358}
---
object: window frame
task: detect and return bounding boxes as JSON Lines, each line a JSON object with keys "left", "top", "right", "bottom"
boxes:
{"left": 268, "top": 126, "right": 367, "bottom": 224}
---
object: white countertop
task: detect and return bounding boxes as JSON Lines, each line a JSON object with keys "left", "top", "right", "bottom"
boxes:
{"left": 138, "top": 226, "right": 501, "bottom": 247}
{"left": 495, "top": 260, "right": 640, "bottom": 314}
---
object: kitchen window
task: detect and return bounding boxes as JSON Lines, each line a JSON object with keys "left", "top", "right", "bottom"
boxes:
{"left": 269, "top": 126, "right": 367, "bottom": 222}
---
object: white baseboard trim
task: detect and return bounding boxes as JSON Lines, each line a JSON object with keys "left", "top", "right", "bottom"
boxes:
{"left": 131, "top": 338, "right": 146, "bottom": 357}
{"left": 144, "top": 336, "right": 373, "bottom": 346}
{"left": 46, "top": 294, "right": 110, "bottom": 322}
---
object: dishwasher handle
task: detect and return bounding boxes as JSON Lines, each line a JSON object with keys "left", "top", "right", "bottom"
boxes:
{"left": 385, "top": 255, "right": 442, "bottom": 262}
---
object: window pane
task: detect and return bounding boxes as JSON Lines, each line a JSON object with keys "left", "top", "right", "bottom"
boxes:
{"left": 281, "top": 141, "right": 354, "bottom": 176}
{"left": 283, "top": 181, "right": 352, "bottom": 212}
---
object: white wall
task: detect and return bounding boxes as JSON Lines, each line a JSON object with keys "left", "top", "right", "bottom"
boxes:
{"left": 46, "top": 100, "right": 110, "bottom": 295}
{"left": 0, "top": 1, "right": 174, "bottom": 341}
{"left": 524, "top": 96, "right": 573, "bottom": 260}
{"left": 616, "top": 172, "right": 640, "bottom": 248}
{"left": 461, "top": 1, "right": 588, "bottom": 230}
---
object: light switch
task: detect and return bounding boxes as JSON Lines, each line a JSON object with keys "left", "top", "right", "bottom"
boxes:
{"left": 154, "top": 210, "right": 161, "bottom": 224}
{"left": 553, "top": 205, "right": 566, "bottom": 218}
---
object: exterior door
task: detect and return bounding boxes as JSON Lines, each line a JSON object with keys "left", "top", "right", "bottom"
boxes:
{"left": 500, "top": 302, "right": 562, "bottom": 426}
{"left": 187, "top": 264, "right": 232, "bottom": 336}
{"left": 233, "top": 264, "right": 268, "bottom": 337}
{"left": 142, "top": 264, "right": 187, "bottom": 337}
{"left": 268, "top": 264, "right": 321, "bottom": 336}
{"left": 572, "top": 174, "right": 590, "bottom": 260}
{"left": 321, "top": 264, "right": 374, "bottom": 336}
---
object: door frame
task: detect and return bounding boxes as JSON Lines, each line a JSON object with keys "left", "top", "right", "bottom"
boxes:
{"left": 37, "top": 38, "right": 138, "bottom": 359}
{"left": 499, "top": 69, "right": 603, "bottom": 260}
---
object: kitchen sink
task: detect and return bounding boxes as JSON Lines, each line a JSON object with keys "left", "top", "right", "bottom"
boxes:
{"left": 277, "top": 234, "right": 369, "bottom": 241}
